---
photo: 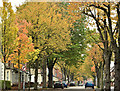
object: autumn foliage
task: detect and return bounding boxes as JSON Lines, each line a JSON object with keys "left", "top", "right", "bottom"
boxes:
{"left": 8, "top": 19, "right": 34, "bottom": 69}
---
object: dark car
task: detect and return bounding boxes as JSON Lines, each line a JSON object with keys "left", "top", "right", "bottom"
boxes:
{"left": 54, "top": 81, "right": 64, "bottom": 89}
{"left": 85, "top": 81, "right": 94, "bottom": 89}
{"left": 69, "top": 82, "right": 75, "bottom": 86}
{"left": 62, "top": 81, "right": 68, "bottom": 88}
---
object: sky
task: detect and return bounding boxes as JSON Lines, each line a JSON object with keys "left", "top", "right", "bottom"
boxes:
{"left": 0, "top": 0, "right": 25, "bottom": 11}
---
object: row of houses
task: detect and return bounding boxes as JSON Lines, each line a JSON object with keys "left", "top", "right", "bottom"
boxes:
{"left": 0, "top": 59, "right": 63, "bottom": 87}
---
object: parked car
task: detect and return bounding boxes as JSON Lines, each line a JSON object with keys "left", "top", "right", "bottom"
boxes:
{"left": 69, "top": 82, "right": 75, "bottom": 86}
{"left": 54, "top": 81, "right": 64, "bottom": 89}
{"left": 85, "top": 81, "right": 94, "bottom": 89}
{"left": 62, "top": 81, "right": 68, "bottom": 88}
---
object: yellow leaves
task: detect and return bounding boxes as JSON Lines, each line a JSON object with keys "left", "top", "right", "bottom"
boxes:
{"left": 110, "top": 16, "right": 118, "bottom": 21}
{"left": 23, "top": 59, "right": 28, "bottom": 63}
{"left": 6, "top": 19, "right": 34, "bottom": 68}
{"left": 8, "top": 57, "right": 11, "bottom": 61}
{"left": 14, "top": 63, "right": 23, "bottom": 69}
{"left": 102, "top": 15, "right": 107, "bottom": 20}
{"left": 14, "top": 64, "right": 18, "bottom": 68}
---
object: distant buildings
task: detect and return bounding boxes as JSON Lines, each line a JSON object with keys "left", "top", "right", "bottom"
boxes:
{"left": 0, "top": 59, "right": 63, "bottom": 87}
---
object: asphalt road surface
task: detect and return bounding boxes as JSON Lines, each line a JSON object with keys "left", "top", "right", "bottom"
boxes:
{"left": 36, "top": 86, "right": 100, "bottom": 91}
{"left": 36, "top": 86, "right": 114, "bottom": 91}
{"left": 6, "top": 86, "right": 114, "bottom": 91}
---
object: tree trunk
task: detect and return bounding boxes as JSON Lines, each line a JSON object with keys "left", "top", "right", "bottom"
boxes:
{"left": 64, "top": 67, "right": 66, "bottom": 81}
{"left": 28, "top": 64, "right": 31, "bottom": 91}
{"left": 18, "top": 48, "right": 21, "bottom": 91}
{"left": 71, "top": 73, "right": 74, "bottom": 81}
{"left": 104, "top": 52, "right": 111, "bottom": 91}
{"left": 97, "top": 72, "right": 100, "bottom": 88}
{"left": 101, "top": 62, "right": 104, "bottom": 91}
{"left": 3, "top": 65, "right": 6, "bottom": 91}
{"left": 18, "top": 61, "right": 21, "bottom": 91}
{"left": 34, "top": 59, "right": 38, "bottom": 90}
{"left": 114, "top": 4, "right": 120, "bottom": 91}
{"left": 114, "top": 49, "right": 120, "bottom": 91}
{"left": 94, "top": 76, "right": 96, "bottom": 86}
{"left": 48, "top": 67, "right": 53, "bottom": 88}
{"left": 3, "top": 62, "right": 6, "bottom": 90}
{"left": 68, "top": 70, "right": 70, "bottom": 84}
{"left": 67, "top": 75, "right": 69, "bottom": 84}
{"left": 67, "top": 70, "right": 70, "bottom": 84}
{"left": 43, "top": 59, "right": 46, "bottom": 88}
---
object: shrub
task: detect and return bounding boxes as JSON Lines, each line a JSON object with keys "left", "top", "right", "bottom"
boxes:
{"left": 0, "top": 80, "right": 11, "bottom": 90}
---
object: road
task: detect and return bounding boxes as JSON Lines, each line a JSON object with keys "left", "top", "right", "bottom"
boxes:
{"left": 65, "top": 86, "right": 96, "bottom": 91}
{"left": 36, "top": 86, "right": 114, "bottom": 91}
{"left": 65, "top": 86, "right": 114, "bottom": 91}
{"left": 8, "top": 86, "right": 114, "bottom": 91}
{"left": 36, "top": 86, "right": 99, "bottom": 91}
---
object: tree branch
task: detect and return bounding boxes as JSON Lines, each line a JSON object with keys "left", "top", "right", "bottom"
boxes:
{"left": 52, "top": 57, "right": 57, "bottom": 67}
{"left": 82, "top": 8, "right": 105, "bottom": 47}
{"left": 91, "top": 35, "right": 104, "bottom": 50}
{"left": 88, "top": 4, "right": 108, "bottom": 14}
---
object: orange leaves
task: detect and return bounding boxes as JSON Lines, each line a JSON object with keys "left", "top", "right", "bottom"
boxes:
{"left": 8, "top": 19, "right": 34, "bottom": 69}
{"left": 57, "top": 13, "right": 62, "bottom": 18}
{"left": 91, "top": 66, "right": 95, "bottom": 72}
{"left": 22, "top": 28, "right": 28, "bottom": 34}
{"left": 14, "top": 63, "right": 23, "bottom": 69}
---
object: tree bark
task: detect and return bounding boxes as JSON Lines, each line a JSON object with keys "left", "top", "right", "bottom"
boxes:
{"left": 64, "top": 67, "right": 66, "bottom": 81}
{"left": 18, "top": 60, "right": 21, "bottom": 91}
{"left": 47, "top": 58, "right": 57, "bottom": 88}
{"left": 101, "top": 62, "right": 104, "bottom": 91}
{"left": 93, "top": 75, "right": 96, "bottom": 86}
{"left": 114, "top": 3, "right": 120, "bottom": 91}
{"left": 104, "top": 51, "right": 111, "bottom": 91}
{"left": 48, "top": 66, "right": 53, "bottom": 88}
{"left": 114, "top": 49, "right": 120, "bottom": 91}
{"left": 67, "top": 75, "right": 69, "bottom": 84}
{"left": 3, "top": 63, "right": 6, "bottom": 90}
{"left": 34, "top": 59, "right": 38, "bottom": 90}
{"left": 28, "top": 63, "right": 31, "bottom": 91}
{"left": 97, "top": 72, "right": 100, "bottom": 88}
{"left": 43, "top": 59, "right": 46, "bottom": 88}
{"left": 18, "top": 47, "right": 21, "bottom": 91}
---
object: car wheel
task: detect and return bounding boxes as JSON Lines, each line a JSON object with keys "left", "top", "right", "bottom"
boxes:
{"left": 62, "top": 87, "right": 64, "bottom": 89}
{"left": 92, "top": 86, "right": 94, "bottom": 89}
{"left": 85, "top": 86, "right": 86, "bottom": 89}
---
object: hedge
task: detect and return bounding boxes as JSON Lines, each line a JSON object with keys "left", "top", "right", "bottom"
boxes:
{"left": 0, "top": 80, "right": 11, "bottom": 90}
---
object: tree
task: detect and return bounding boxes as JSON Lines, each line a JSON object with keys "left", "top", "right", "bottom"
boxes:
{"left": 8, "top": 19, "right": 34, "bottom": 90}
{"left": 82, "top": 2, "right": 113, "bottom": 90}
{"left": 82, "top": 2, "right": 120, "bottom": 90}
{"left": 1, "top": 1, "right": 17, "bottom": 90}
{"left": 88, "top": 43, "right": 104, "bottom": 88}
{"left": 27, "top": 49, "right": 40, "bottom": 91}
{"left": 65, "top": 2, "right": 113, "bottom": 90}
{"left": 16, "top": 2, "right": 71, "bottom": 89}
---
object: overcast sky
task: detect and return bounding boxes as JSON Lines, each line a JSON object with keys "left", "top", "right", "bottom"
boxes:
{"left": 0, "top": 0, "right": 25, "bottom": 11}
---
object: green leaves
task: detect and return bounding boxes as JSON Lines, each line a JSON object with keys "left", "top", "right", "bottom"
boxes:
{"left": 17, "top": 2, "right": 71, "bottom": 55}
{"left": 1, "top": 2, "right": 17, "bottom": 62}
